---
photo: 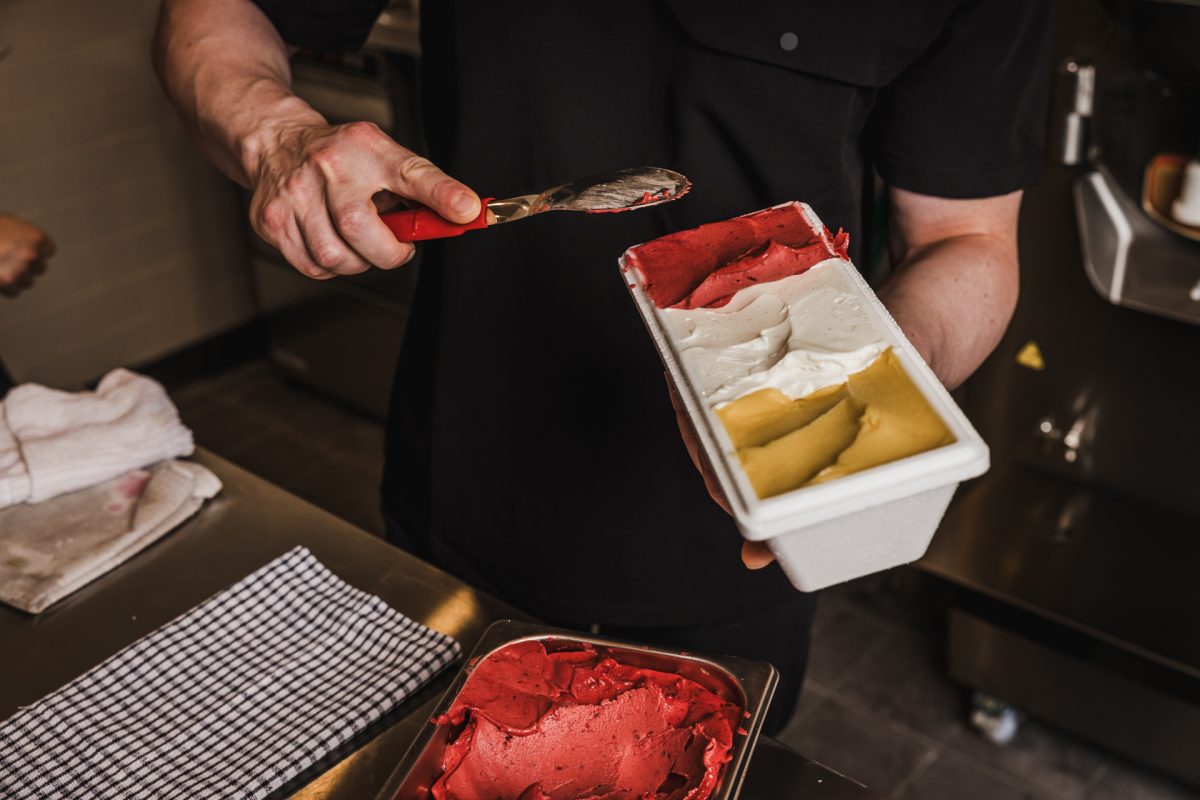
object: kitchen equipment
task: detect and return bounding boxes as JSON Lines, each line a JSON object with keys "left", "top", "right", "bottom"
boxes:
{"left": 620, "top": 202, "right": 989, "bottom": 593}
{"left": 381, "top": 167, "right": 691, "bottom": 241}
{"left": 1076, "top": 164, "right": 1200, "bottom": 325}
{"left": 1143, "top": 153, "right": 1200, "bottom": 239}
{"left": 376, "top": 619, "right": 777, "bottom": 800}
{"left": 919, "top": 0, "right": 1200, "bottom": 785}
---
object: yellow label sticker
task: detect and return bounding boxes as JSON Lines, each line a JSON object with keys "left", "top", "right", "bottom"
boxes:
{"left": 1016, "top": 341, "right": 1045, "bottom": 371}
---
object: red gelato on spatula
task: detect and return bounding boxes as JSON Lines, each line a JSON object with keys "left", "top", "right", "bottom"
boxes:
{"left": 623, "top": 202, "right": 849, "bottom": 310}
{"left": 429, "top": 640, "right": 742, "bottom": 800}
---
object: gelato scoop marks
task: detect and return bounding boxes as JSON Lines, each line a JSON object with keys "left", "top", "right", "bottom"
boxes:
{"left": 429, "top": 640, "right": 743, "bottom": 800}
{"left": 624, "top": 202, "right": 955, "bottom": 500}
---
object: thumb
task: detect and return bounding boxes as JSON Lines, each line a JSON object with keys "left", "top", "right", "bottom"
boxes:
{"left": 386, "top": 150, "right": 481, "bottom": 223}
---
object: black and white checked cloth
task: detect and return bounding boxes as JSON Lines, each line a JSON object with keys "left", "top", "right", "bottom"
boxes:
{"left": 0, "top": 546, "right": 461, "bottom": 798}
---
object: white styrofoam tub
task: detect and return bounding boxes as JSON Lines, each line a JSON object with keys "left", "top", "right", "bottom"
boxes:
{"left": 619, "top": 202, "right": 990, "bottom": 592}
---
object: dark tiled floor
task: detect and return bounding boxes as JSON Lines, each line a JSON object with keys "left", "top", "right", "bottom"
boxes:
{"left": 780, "top": 577, "right": 1200, "bottom": 800}
{"left": 172, "top": 359, "right": 1200, "bottom": 800}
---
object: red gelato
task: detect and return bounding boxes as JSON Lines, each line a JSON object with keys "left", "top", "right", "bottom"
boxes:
{"left": 429, "top": 640, "right": 742, "bottom": 800}
{"left": 623, "top": 202, "right": 849, "bottom": 310}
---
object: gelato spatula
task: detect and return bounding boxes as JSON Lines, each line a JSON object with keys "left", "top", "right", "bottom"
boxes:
{"left": 381, "top": 166, "right": 691, "bottom": 242}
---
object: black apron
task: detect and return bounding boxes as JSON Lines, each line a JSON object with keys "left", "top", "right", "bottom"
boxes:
{"left": 376, "top": 1, "right": 1048, "bottom": 625}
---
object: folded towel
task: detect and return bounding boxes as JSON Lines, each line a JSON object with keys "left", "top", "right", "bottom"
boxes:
{"left": 0, "top": 368, "right": 193, "bottom": 509}
{"left": 0, "top": 547, "right": 462, "bottom": 799}
{"left": 0, "top": 459, "right": 222, "bottom": 613}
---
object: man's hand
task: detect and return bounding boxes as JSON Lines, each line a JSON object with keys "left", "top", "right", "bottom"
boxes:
{"left": 246, "top": 120, "right": 480, "bottom": 279}
{"left": 0, "top": 214, "right": 54, "bottom": 297}
{"left": 153, "top": 0, "right": 480, "bottom": 280}
{"left": 665, "top": 374, "right": 775, "bottom": 570}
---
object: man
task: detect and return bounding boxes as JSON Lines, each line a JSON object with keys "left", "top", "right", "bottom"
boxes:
{"left": 0, "top": 214, "right": 54, "bottom": 395}
{"left": 154, "top": 1, "right": 1049, "bottom": 734}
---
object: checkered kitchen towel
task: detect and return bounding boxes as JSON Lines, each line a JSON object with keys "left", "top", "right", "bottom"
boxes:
{"left": 0, "top": 547, "right": 461, "bottom": 798}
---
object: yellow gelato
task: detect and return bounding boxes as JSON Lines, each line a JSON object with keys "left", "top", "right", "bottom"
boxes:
{"left": 717, "top": 348, "right": 954, "bottom": 499}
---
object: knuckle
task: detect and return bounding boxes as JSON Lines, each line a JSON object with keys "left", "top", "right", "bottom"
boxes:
{"left": 312, "top": 245, "right": 345, "bottom": 270}
{"left": 342, "top": 120, "right": 381, "bottom": 144}
{"left": 334, "top": 207, "right": 368, "bottom": 238}
{"left": 398, "top": 155, "right": 437, "bottom": 184}
{"left": 257, "top": 201, "right": 287, "bottom": 236}
{"left": 309, "top": 146, "right": 339, "bottom": 172}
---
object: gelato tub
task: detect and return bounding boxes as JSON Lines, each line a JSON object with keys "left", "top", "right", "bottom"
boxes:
{"left": 376, "top": 620, "right": 777, "bottom": 800}
{"left": 619, "top": 202, "right": 989, "bottom": 591}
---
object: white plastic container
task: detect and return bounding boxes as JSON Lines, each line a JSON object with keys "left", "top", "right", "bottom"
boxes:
{"left": 619, "top": 202, "right": 990, "bottom": 592}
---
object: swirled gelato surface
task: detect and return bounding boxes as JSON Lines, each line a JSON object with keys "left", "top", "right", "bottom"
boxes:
{"left": 661, "top": 262, "right": 888, "bottom": 406}
{"left": 623, "top": 203, "right": 848, "bottom": 310}
{"left": 429, "top": 641, "right": 741, "bottom": 800}
{"left": 718, "top": 348, "right": 955, "bottom": 498}
{"left": 624, "top": 202, "right": 955, "bottom": 501}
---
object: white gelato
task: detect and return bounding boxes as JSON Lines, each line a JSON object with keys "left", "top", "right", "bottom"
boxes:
{"left": 660, "top": 259, "right": 887, "bottom": 406}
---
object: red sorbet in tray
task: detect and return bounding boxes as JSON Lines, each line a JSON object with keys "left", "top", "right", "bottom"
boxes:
{"left": 623, "top": 202, "right": 849, "bottom": 310}
{"left": 429, "top": 640, "right": 742, "bottom": 800}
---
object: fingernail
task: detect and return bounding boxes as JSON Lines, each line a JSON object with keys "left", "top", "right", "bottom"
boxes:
{"left": 452, "top": 192, "right": 480, "bottom": 218}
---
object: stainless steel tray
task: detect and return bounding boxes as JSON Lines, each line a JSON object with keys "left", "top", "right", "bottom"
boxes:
{"left": 375, "top": 619, "right": 778, "bottom": 800}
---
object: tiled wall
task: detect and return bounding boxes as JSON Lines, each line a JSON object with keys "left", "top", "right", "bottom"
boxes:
{"left": 0, "top": 0, "right": 255, "bottom": 388}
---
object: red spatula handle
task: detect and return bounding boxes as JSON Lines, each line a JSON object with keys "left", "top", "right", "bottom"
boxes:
{"left": 381, "top": 198, "right": 492, "bottom": 242}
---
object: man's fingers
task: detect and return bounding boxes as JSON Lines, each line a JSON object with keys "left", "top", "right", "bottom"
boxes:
{"left": 248, "top": 121, "right": 465, "bottom": 276}
{"left": 297, "top": 208, "right": 371, "bottom": 276}
{"left": 276, "top": 217, "right": 336, "bottom": 280}
{"left": 332, "top": 122, "right": 478, "bottom": 222}
{"left": 741, "top": 541, "right": 776, "bottom": 570}
{"left": 0, "top": 262, "right": 39, "bottom": 297}
{"left": 251, "top": 199, "right": 334, "bottom": 279}
{"left": 328, "top": 188, "right": 414, "bottom": 269}
{"left": 387, "top": 151, "right": 480, "bottom": 224}
{"left": 664, "top": 372, "right": 733, "bottom": 515}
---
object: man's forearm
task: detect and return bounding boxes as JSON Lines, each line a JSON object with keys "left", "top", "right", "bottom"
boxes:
{"left": 878, "top": 232, "right": 1019, "bottom": 390}
{"left": 877, "top": 187, "right": 1022, "bottom": 390}
{"left": 153, "top": 0, "right": 324, "bottom": 186}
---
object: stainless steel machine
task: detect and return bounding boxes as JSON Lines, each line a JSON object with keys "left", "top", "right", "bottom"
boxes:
{"left": 919, "top": 0, "right": 1200, "bottom": 785}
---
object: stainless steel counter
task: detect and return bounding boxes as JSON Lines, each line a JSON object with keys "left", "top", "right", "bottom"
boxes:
{"left": 0, "top": 449, "right": 879, "bottom": 799}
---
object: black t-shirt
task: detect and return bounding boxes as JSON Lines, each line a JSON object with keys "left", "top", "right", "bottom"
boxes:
{"left": 252, "top": 1, "right": 1049, "bottom": 626}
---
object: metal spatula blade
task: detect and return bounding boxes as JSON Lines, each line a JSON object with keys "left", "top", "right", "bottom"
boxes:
{"left": 382, "top": 166, "right": 691, "bottom": 242}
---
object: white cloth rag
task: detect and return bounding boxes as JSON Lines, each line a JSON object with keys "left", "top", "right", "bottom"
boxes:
{"left": 0, "top": 368, "right": 194, "bottom": 508}
{"left": 0, "top": 460, "right": 222, "bottom": 613}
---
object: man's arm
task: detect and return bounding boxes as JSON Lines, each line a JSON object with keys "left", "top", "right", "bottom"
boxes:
{"left": 878, "top": 187, "right": 1022, "bottom": 390}
{"left": 737, "top": 189, "right": 1022, "bottom": 570}
{"left": 152, "top": 0, "right": 480, "bottom": 279}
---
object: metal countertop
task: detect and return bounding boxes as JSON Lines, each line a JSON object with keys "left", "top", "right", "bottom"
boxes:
{"left": 0, "top": 449, "right": 879, "bottom": 799}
